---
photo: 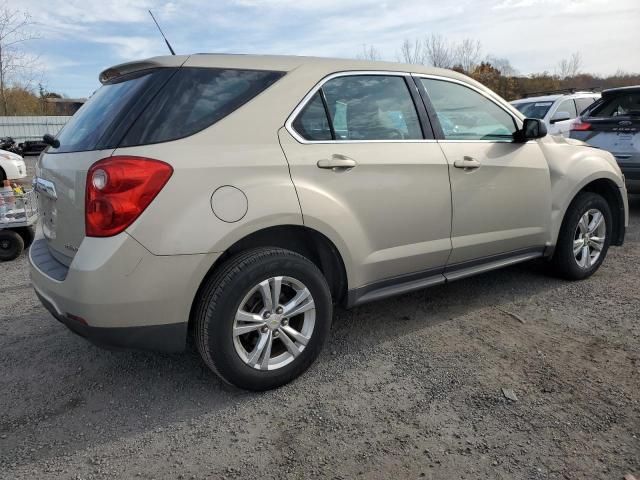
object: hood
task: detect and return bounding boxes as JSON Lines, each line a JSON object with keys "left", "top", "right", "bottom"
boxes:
{"left": 0, "top": 149, "right": 23, "bottom": 162}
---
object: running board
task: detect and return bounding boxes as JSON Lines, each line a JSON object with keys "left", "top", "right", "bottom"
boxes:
{"left": 444, "top": 250, "right": 543, "bottom": 282}
{"left": 347, "top": 249, "right": 544, "bottom": 307}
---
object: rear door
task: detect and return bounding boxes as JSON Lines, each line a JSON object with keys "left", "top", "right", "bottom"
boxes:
{"left": 415, "top": 76, "right": 551, "bottom": 267}
{"left": 550, "top": 98, "right": 578, "bottom": 137}
{"left": 279, "top": 72, "right": 452, "bottom": 289}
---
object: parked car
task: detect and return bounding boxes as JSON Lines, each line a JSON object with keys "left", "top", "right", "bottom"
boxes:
{"left": 19, "top": 140, "right": 49, "bottom": 156}
{"left": 30, "top": 55, "right": 627, "bottom": 391}
{"left": 511, "top": 90, "right": 600, "bottom": 137}
{"left": 0, "top": 148, "right": 27, "bottom": 182}
{"left": 570, "top": 85, "right": 640, "bottom": 193}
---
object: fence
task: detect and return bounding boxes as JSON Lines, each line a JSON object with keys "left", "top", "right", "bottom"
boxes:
{"left": 0, "top": 116, "right": 71, "bottom": 142}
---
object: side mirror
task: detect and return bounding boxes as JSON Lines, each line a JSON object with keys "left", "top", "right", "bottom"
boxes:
{"left": 550, "top": 111, "right": 571, "bottom": 124}
{"left": 514, "top": 118, "right": 547, "bottom": 142}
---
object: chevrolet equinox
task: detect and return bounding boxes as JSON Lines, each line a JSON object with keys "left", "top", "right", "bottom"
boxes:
{"left": 30, "top": 54, "right": 628, "bottom": 390}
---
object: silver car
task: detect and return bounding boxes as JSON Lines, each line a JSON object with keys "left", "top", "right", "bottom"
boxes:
{"left": 30, "top": 54, "right": 628, "bottom": 390}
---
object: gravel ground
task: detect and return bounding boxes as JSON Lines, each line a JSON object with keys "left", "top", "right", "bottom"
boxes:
{"left": 1, "top": 163, "right": 638, "bottom": 479}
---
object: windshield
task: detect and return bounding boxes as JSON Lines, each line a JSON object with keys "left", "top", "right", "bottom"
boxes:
{"left": 588, "top": 92, "right": 640, "bottom": 118}
{"left": 513, "top": 101, "right": 554, "bottom": 119}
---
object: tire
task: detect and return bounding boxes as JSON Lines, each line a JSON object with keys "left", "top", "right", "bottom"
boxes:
{"left": 550, "top": 192, "right": 612, "bottom": 280}
{"left": 194, "top": 247, "right": 332, "bottom": 391}
{"left": 15, "top": 226, "right": 35, "bottom": 249}
{"left": 0, "top": 230, "right": 25, "bottom": 261}
{"left": 0, "top": 167, "right": 6, "bottom": 183}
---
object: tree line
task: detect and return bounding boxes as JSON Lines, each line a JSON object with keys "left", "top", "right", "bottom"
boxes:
{"left": 356, "top": 35, "right": 640, "bottom": 100}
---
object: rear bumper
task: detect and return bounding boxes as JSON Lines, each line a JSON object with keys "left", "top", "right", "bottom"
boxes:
{"left": 29, "top": 230, "right": 220, "bottom": 353}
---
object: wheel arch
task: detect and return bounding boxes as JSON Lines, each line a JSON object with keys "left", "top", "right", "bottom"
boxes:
{"left": 188, "top": 224, "right": 349, "bottom": 330}
{"left": 552, "top": 176, "right": 626, "bottom": 254}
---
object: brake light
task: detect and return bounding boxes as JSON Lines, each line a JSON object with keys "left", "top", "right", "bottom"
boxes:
{"left": 86, "top": 156, "right": 173, "bottom": 237}
{"left": 570, "top": 120, "right": 592, "bottom": 131}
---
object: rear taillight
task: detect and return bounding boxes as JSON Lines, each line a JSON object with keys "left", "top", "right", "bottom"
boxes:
{"left": 86, "top": 156, "right": 173, "bottom": 237}
{"left": 570, "top": 120, "right": 592, "bottom": 131}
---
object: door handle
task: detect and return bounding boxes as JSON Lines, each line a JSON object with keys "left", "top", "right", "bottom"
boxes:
{"left": 453, "top": 156, "right": 481, "bottom": 170}
{"left": 317, "top": 155, "right": 357, "bottom": 171}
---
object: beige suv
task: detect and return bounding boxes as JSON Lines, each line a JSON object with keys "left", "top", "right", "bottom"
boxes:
{"left": 30, "top": 54, "right": 628, "bottom": 390}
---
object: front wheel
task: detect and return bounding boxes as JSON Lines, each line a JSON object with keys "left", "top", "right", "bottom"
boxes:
{"left": 550, "top": 192, "right": 612, "bottom": 280}
{"left": 194, "top": 248, "right": 332, "bottom": 391}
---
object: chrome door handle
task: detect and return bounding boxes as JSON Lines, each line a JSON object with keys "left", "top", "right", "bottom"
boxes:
{"left": 317, "top": 155, "right": 357, "bottom": 171}
{"left": 453, "top": 156, "right": 481, "bottom": 170}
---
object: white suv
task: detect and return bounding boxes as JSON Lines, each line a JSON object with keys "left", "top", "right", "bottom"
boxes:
{"left": 511, "top": 91, "right": 600, "bottom": 137}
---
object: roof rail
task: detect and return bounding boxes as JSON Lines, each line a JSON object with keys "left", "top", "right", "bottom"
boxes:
{"left": 522, "top": 86, "right": 601, "bottom": 98}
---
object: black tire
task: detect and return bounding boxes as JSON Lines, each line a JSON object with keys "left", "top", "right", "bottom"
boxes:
{"left": 0, "top": 167, "right": 6, "bottom": 183}
{"left": 194, "top": 247, "right": 332, "bottom": 391}
{"left": 0, "top": 230, "right": 25, "bottom": 261}
{"left": 15, "top": 226, "right": 35, "bottom": 249}
{"left": 550, "top": 192, "right": 612, "bottom": 280}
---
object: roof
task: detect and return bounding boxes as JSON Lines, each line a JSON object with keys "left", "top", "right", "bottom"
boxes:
{"left": 511, "top": 91, "right": 600, "bottom": 104}
{"left": 101, "top": 53, "right": 480, "bottom": 88}
{"left": 602, "top": 85, "right": 640, "bottom": 96}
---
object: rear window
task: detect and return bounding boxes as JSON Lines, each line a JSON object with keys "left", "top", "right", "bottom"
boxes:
{"left": 51, "top": 69, "right": 174, "bottom": 153}
{"left": 588, "top": 92, "right": 640, "bottom": 118}
{"left": 50, "top": 67, "right": 284, "bottom": 153}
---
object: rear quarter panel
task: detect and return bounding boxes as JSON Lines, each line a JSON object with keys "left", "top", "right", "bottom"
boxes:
{"left": 117, "top": 63, "right": 333, "bottom": 256}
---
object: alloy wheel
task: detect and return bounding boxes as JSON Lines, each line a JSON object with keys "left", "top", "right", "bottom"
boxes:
{"left": 232, "top": 276, "right": 316, "bottom": 371}
{"left": 573, "top": 208, "right": 606, "bottom": 269}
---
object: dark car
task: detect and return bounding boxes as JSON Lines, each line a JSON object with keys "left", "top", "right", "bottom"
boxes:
{"left": 570, "top": 85, "right": 640, "bottom": 193}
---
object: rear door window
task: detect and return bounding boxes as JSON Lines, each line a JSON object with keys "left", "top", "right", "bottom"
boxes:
{"left": 575, "top": 97, "right": 597, "bottom": 115}
{"left": 292, "top": 92, "right": 333, "bottom": 141}
{"left": 556, "top": 99, "right": 577, "bottom": 118}
{"left": 291, "top": 75, "right": 423, "bottom": 141}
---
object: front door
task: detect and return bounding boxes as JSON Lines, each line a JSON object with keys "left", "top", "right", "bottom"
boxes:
{"left": 279, "top": 72, "right": 453, "bottom": 290}
{"left": 415, "top": 76, "right": 551, "bottom": 267}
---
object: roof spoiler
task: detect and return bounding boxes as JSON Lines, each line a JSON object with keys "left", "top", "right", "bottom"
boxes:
{"left": 98, "top": 55, "right": 190, "bottom": 84}
{"left": 522, "top": 87, "right": 601, "bottom": 98}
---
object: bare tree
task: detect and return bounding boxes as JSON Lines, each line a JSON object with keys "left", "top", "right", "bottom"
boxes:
{"left": 556, "top": 51, "right": 583, "bottom": 79}
{"left": 423, "top": 34, "right": 452, "bottom": 68}
{"left": 356, "top": 44, "right": 382, "bottom": 61}
{"left": 0, "top": 3, "right": 40, "bottom": 114}
{"left": 398, "top": 38, "right": 425, "bottom": 65}
{"left": 453, "top": 38, "right": 482, "bottom": 73}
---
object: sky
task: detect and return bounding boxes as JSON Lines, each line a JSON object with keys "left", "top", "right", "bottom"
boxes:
{"left": 11, "top": 0, "right": 640, "bottom": 98}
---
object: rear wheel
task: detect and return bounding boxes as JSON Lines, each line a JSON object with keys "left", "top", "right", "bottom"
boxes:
{"left": 0, "top": 230, "right": 24, "bottom": 261}
{"left": 0, "top": 167, "right": 6, "bottom": 183}
{"left": 550, "top": 192, "right": 612, "bottom": 280}
{"left": 194, "top": 247, "right": 332, "bottom": 391}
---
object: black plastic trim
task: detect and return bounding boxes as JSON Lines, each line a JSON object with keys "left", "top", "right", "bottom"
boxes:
{"left": 35, "top": 290, "right": 186, "bottom": 353}
{"left": 346, "top": 247, "right": 545, "bottom": 308}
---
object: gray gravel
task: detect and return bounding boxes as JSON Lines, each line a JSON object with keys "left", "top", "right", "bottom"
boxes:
{"left": 1, "top": 187, "right": 639, "bottom": 479}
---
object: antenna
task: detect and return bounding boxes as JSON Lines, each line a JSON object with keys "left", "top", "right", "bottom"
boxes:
{"left": 148, "top": 10, "right": 176, "bottom": 56}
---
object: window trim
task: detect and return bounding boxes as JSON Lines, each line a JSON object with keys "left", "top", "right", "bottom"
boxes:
{"left": 285, "top": 70, "right": 436, "bottom": 144}
{"left": 412, "top": 73, "right": 524, "bottom": 143}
